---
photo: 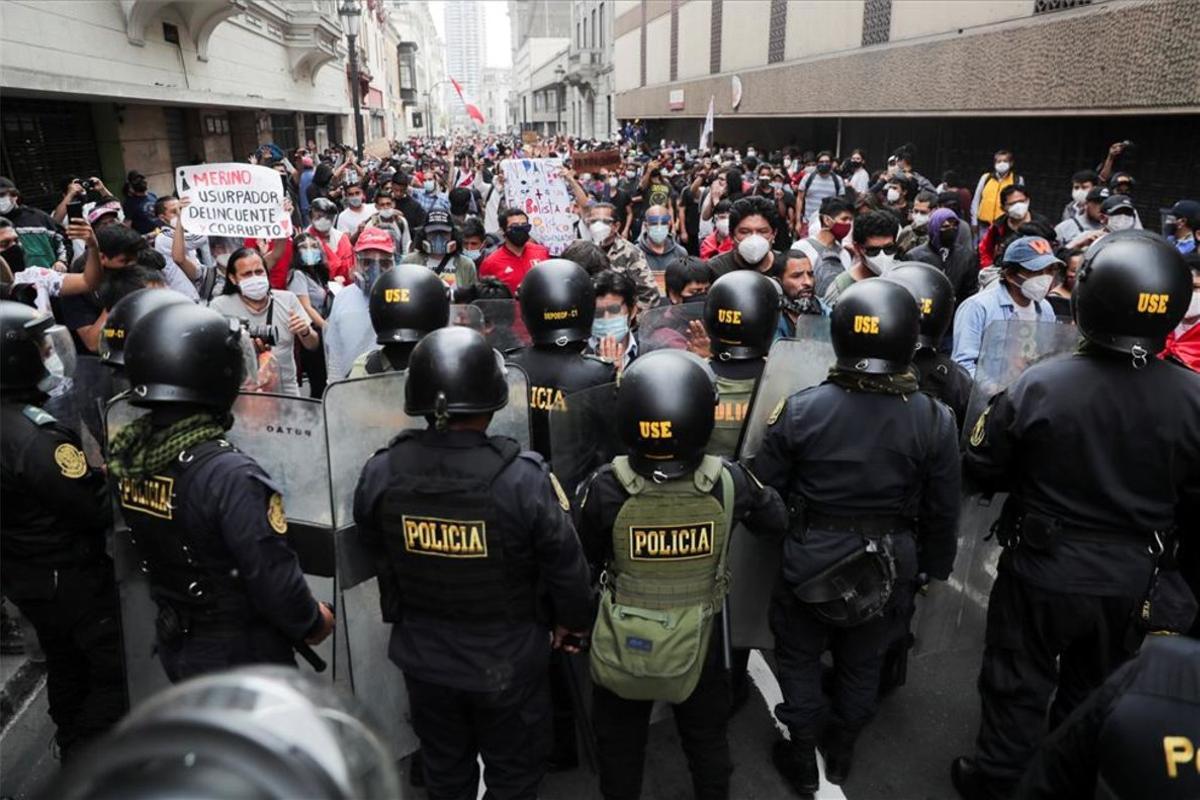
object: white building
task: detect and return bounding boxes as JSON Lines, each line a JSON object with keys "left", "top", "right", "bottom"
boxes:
{"left": 479, "top": 67, "right": 513, "bottom": 135}
{"left": 442, "top": 0, "right": 484, "bottom": 131}
{"left": 0, "top": 0, "right": 352, "bottom": 206}
{"left": 564, "top": 0, "right": 615, "bottom": 139}
{"left": 389, "top": 0, "right": 448, "bottom": 137}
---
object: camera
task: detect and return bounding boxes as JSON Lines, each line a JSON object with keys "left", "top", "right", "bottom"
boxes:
{"left": 238, "top": 320, "right": 277, "bottom": 347}
{"left": 80, "top": 178, "right": 95, "bottom": 191}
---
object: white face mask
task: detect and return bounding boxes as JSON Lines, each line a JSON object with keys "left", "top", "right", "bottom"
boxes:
{"left": 747, "top": 149, "right": 757, "bottom": 158}
{"left": 737, "top": 233, "right": 770, "bottom": 264}
{"left": 1071, "top": 188, "right": 1089, "bottom": 205}
{"left": 885, "top": 187, "right": 901, "bottom": 203}
{"left": 1186, "top": 290, "right": 1200, "bottom": 321}
{"left": 378, "top": 208, "right": 396, "bottom": 220}
{"left": 995, "top": 161, "right": 1011, "bottom": 176}
{"left": 423, "top": 180, "right": 435, "bottom": 193}
{"left": 589, "top": 220, "right": 613, "bottom": 244}
{"left": 1006, "top": 201, "right": 1030, "bottom": 220}
{"left": 1019, "top": 273, "right": 1053, "bottom": 303}
{"left": 580, "top": 173, "right": 592, "bottom": 183}
{"left": 864, "top": 252, "right": 897, "bottom": 275}
{"left": 911, "top": 212, "right": 930, "bottom": 229}
{"left": 312, "top": 217, "right": 332, "bottom": 233}
{"left": 608, "top": 177, "right": 619, "bottom": 188}
{"left": 715, "top": 218, "right": 730, "bottom": 237}
{"left": 0, "top": 196, "right": 14, "bottom": 214}
{"left": 1107, "top": 214, "right": 1136, "bottom": 232}
{"left": 647, "top": 224, "right": 669, "bottom": 244}
{"left": 238, "top": 274, "right": 271, "bottom": 301}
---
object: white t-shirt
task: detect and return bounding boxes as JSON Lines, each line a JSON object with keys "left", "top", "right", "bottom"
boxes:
{"left": 153, "top": 234, "right": 201, "bottom": 301}
{"left": 1011, "top": 298, "right": 1041, "bottom": 321}
{"left": 11, "top": 267, "right": 65, "bottom": 315}
{"left": 209, "top": 289, "right": 306, "bottom": 395}
{"left": 336, "top": 204, "right": 376, "bottom": 234}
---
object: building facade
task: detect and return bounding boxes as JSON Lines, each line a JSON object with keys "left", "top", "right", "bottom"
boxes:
{"left": 508, "top": 0, "right": 572, "bottom": 136}
{"left": 565, "top": 0, "right": 616, "bottom": 140}
{"left": 0, "top": 0, "right": 353, "bottom": 207}
{"left": 390, "top": 0, "right": 449, "bottom": 139}
{"left": 612, "top": 0, "right": 1200, "bottom": 222}
{"left": 480, "top": 67, "right": 513, "bottom": 135}
{"left": 442, "top": 0, "right": 485, "bottom": 130}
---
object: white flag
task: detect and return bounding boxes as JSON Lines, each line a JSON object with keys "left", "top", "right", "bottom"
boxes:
{"left": 699, "top": 95, "right": 715, "bottom": 152}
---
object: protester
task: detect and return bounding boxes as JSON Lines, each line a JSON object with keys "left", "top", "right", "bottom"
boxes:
{"left": 707, "top": 196, "right": 783, "bottom": 278}
{"left": 1160, "top": 251, "right": 1200, "bottom": 371}
{"left": 402, "top": 209, "right": 477, "bottom": 294}
{"left": 120, "top": 170, "right": 158, "bottom": 234}
{"left": 971, "top": 150, "right": 1023, "bottom": 235}
{"left": 583, "top": 202, "right": 659, "bottom": 309}
{"left": 821, "top": 209, "right": 901, "bottom": 306}
{"left": 0, "top": 177, "right": 68, "bottom": 271}
{"left": 478, "top": 207, "right": 548, "bottom": 294}
{"left": 636, "top": 203, "right": 687, "bottom": 272}
{"left": 699, "top": 199, "right": 734, "bottom": 259}
{"left": 663, "top": 256, "right": 712, "bottom": 305}
{"left": 323, "top": 227, "right": 395, "bottom": 380}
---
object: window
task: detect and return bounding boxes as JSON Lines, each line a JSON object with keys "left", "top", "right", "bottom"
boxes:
{"left": 591, "top": 9, "right": 596, "bottom": 49}
{"left": 577, "top": 20, "right": 582, "bottom": 48}
{"left": 599, "top": 4, "right": 605, "bottom": 47}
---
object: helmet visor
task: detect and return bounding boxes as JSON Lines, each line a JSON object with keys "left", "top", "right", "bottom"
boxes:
{"left": 34, "top": 321, "right": 77, "bottom": 393}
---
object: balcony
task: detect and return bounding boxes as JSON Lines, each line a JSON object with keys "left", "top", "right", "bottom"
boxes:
{"left": 565, "top": 48, "right": 606, "bottom": 87}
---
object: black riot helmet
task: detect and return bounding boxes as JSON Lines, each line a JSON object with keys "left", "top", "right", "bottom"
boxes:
{"left": 518, "top": 259, "right": 595, "bottom": 346}
{"left": 100, "top": 288, "right": 191, "bottom": 368}
{"left": 368, "top": 263, "right": 449, "bottom": 344}
{"left": 704, "top": 270, "right": 780, "bottom": 360}
{"left": 125, "top": 304, "right": 245, "bottom": 410}
{"left": 0, "top": 300, "right": 75, "bottom": 397}
{"left": 616, "top": 349, "right": 718, "bottom": 480}
{"left": 882, "top": 262, "right": 955, "bottom": 349}
{"left": 830, "top": 279, "right": 920, "bottom": 375}
{"left": 405, "top": 326, "right": 508, "bottom": 421}
{"left": 1072, "top": 229, "right": 1191, "bottom": 360}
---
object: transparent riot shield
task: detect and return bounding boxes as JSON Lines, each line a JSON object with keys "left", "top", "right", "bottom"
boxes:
{"left": 547, "top": 382, "right": 622, "bottom": 501}
{"left": 636, "top": 302, "right": 705, "bottom": 354}
{"left": 729, "top": 318, "right": 836, "bottom": 650}
{"left": 106, "top": 392, "right": 335, "bottom": 709}
{"left": 449, "top": 303, "right": 484, "bottom": 331}
{"left": 913, "top": 319, "right": 1079, "bottom": 658}
{"left": 324, "top": 368, "right": 530, "bottom": 760}
{"left": 473, "top": 299, "right": 530, "bottom": 352}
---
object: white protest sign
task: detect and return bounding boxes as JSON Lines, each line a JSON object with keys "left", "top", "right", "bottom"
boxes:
{"left": 176, "top": 163, "right": 292, "bottom": 240}
{"left": 501, "top": 158, "right": 578, "bottom": 256}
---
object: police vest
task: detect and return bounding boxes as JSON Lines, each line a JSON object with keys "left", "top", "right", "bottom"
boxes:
{"left": 710, "top": 375, "right": 756, "bottom": 458}
{"left": 379, "top": 431, "right": 538, "bottom": 622}
{"left": 607, "top": 455, "right": 734, "bottom": 610}
{"left": 116, "top": 440, "right": 250, "bottom": 620}
{"left": 1096, "top": 683, "right": 1200, "bottom": 799}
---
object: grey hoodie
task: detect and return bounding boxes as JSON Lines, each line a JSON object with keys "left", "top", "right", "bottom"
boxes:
{"left": 636, "top": 229, "right": 687, "bottom": 272}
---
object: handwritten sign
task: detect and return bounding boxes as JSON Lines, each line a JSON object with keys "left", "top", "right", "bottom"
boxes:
{"left": 501, "top": 158, "right": 578, "bottom": 257}
{"left": 521, "top": 131, "right": 540, "bottom": 145}
{"left": 176, "top": 163, "right": 292, "bottom": 240}
{"left": 571, "top": 150, "right": 622, "bottom": 173}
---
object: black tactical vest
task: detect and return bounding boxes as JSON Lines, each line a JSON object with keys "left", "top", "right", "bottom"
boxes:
{"left": 379, "top": 431, "right": 537, "bottom": 622}
{"left": 506, "top": 346, "right": 614, "bottom": 461}
{"left": 117, "top": 440, "right": 249, "bottom": 620}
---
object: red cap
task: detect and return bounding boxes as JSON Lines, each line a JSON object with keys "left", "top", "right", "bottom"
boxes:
{"left": 354, "top": 226, "right": 395, "bottom": 254}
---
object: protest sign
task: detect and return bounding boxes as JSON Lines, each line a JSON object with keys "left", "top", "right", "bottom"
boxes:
{"left": 521, "top": 131, "right": 540, "bottom": 145}
{"left": 176, "top": 163, "right": 292, "bottom": 240}
{"left": 363, "top": 138, "right": 393, "bottom": 160}
{"left": 501, "top": 158, "right": 578, "bottom": 256}
{"left": 570, "top": 150, "right": 622, "bottom": 173}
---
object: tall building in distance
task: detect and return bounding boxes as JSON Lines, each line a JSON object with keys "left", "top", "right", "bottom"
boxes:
{"left": 508, "top": 0, "right": 572, "bottom": 135}
{"left": 442, "top": 0, "right": 484, "bottom": 129}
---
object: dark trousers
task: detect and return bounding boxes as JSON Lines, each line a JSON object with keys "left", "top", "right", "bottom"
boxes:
{"left": 158, "top": 619, "right": 295, "bottom": 683}
{"left": 770, "top": 583, "right": 913, "bottom": 740}
{"left": 974, "top": 570, "right": 1140, "bottom": 783}
{"left": 405, "top": 672, "right": 551, "bottom": 800}
{"left": 8, "top": 562, "right": 126, "bottom": 759}
{"left": 592, "top": 641, "right": 732, "bottom": 800}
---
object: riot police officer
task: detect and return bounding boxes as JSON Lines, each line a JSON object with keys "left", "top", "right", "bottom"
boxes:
{"left": 1015, "top": 634, "right": 1200, "bottom": 799}
{"left": 348, "top": 262, "right": 450, "bottom": 376}
{"left": 576, "top": 349, "right": 787, "bottom": 800}
{"left": 703, "top": 270, "right": 780, "bottom": 457}
{"left": 883, "top": 262, "right": 973, "bottom": 431}
{"left": 99, "top": 288, "right": 191, "bottom": 373}
{"left": 108, "top": 303, "right": 334, "bottom": 683}
{"left": 507, "top": 258, "right": 615, "bottom": 461}
{"left": 352, "top": 326, "right": 593, "bottom": 799}
{"left": 755, "top": 279, "right": 961, "bottom": 795}
{"left": 0, "top": 300, "right": 126, "bottom": 759}
{"left": 952, "top": 231, "right": 1200, "bottom": 800}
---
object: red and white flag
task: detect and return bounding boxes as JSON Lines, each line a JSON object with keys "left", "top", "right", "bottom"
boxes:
{"left": 450, "top": 77, "right": 485, "bottom": 127}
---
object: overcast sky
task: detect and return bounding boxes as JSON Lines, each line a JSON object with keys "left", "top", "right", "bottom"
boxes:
{"left": 427, "top": 0, "right": 512, "bottom": 68}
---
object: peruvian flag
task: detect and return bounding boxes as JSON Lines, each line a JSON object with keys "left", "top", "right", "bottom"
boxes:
{"left": 450, "top": 77, "right": 485, "bottom": 127}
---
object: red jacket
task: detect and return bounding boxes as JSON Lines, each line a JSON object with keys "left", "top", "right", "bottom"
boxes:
{"left": 248, "top": 225, "right": 354, "bottom": 288}
{"left": 700, "top": 231, "right": 733, "bottom": 260}
{"left": 1160, "top": 322, "right": 1200, "bottom": 372}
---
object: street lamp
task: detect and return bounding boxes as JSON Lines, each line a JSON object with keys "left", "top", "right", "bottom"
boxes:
{"left": 339, "top": 0, "right": 365, "bottom": 158}
{"left": 554, "top": 64, "right": 566, "bottom": 136}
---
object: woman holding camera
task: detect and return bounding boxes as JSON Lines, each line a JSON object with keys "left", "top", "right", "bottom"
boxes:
{"left": 209, "top": 247, "right": 318, "bottom": 397}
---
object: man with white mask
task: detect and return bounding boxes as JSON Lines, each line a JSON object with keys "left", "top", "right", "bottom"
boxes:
{"left": 585, "top": 202, "right": 660, "bottom": 310}
{"left": 951, "top": 236, "right": 1060, "bottom": 377}
{"left": 705, "top": 196, "right": 784, "bottom": 281}
{"left": 820, "top": 210, "right": 901, "bottom": 307}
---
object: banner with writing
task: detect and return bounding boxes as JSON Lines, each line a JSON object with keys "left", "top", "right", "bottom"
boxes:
{"left": 501, "top": 158, "right": 578, "bottom": 256}
{"left": 176, "top": 163, "right": 292, "bottom": 240}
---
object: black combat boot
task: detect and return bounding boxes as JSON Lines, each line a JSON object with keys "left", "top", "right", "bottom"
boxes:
{"left": 951, "top": 756, "right": 1013, "bottom": 800}
{"left": 818, "top": 723, "right": 858, "bottom": 785}
{"left": 771, "top": 736, "right": 819, "bottom": 799}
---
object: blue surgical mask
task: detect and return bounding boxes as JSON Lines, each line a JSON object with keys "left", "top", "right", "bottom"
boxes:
{"left": 592, "top": 315, "right": 629, "bottom": 341}
{"left": 463, "top": 248, "right": 482, "bottom": 261}
{"left": 299, "top": 248, "right": 322, "bottom": 266}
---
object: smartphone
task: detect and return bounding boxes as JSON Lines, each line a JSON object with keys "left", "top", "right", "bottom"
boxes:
{"left": 66, "top": 199, "right": 85, "bottom": 221}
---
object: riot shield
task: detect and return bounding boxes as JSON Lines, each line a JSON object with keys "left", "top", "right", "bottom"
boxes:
{"left": 324, "top": 367, "right": 530, "bottom": 760}
{"left": 448, "top": 303, "right": 484, "bottom": 331}
{"left": 636, "top": 302, "right": 705, "bottom": 354}
{"left": 473, "top": 299, "right": 530, "bottom": 352}
{"left": 547, "top": 382, "right": 622, "bottom": 501}
{"left": 913, "top": 319, "right": 1079, "bottom": 658}
{"left": 729, "top": 318, "right": 836, "bottom": 650}
{"left": 107, "top": 392, "right": 335, "bottom": 709}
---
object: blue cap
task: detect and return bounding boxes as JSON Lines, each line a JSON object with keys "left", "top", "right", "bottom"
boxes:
{"left": 1003, "top": 236, "right": 1062, "bottom": 272}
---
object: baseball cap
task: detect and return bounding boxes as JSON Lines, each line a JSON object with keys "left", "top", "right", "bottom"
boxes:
{"left": 354, "top": 226, "right": 395, "bottom": 254}
{"left": 1003, "top": 236, "right": 1062, "bottom": 272}
{"left": 301, "top": 155, "right": 314, "bottom": 168}
{"left": 0, "top": 176, "right": 17, "bottom": 193}
{"left": 1101, "top": 194, "right": 1135, "bottom": 215}
{"left": 1169, "top": 199, "right": 1200, "bottom": 225}
{"left": 424, "top": 209, "right": 452, "bottom": 233}
{"left": 87, "top": 201, "right": 123, "bottom": 224}
{"left": 1085, "top": 186, "right": 1110, "bottom": 203}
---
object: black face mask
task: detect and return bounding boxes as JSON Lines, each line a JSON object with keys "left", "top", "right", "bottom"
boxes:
{"left": 782, "top": 295, "right": 822, "bottom": 316}
{"left": 131, "top": 180, "right": 148, "bottom": 194}
{"left": 681, "top": 292, "right": 708, "bottom": 304}
{"left": 939, "top": 227, "right": 958, "bottom": 248}
{"left": 505, "top": 225, "right": 531, "bottom": 246}
{"left": 817, "top": 163, "right": 832, "bottom": 174}
{"left": 2, "top": 241, "right": 25, "bottom": 272}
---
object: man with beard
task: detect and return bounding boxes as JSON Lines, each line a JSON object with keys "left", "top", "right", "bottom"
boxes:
{"left": 776, "top": 249, "right": 828, "bottom": 339}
